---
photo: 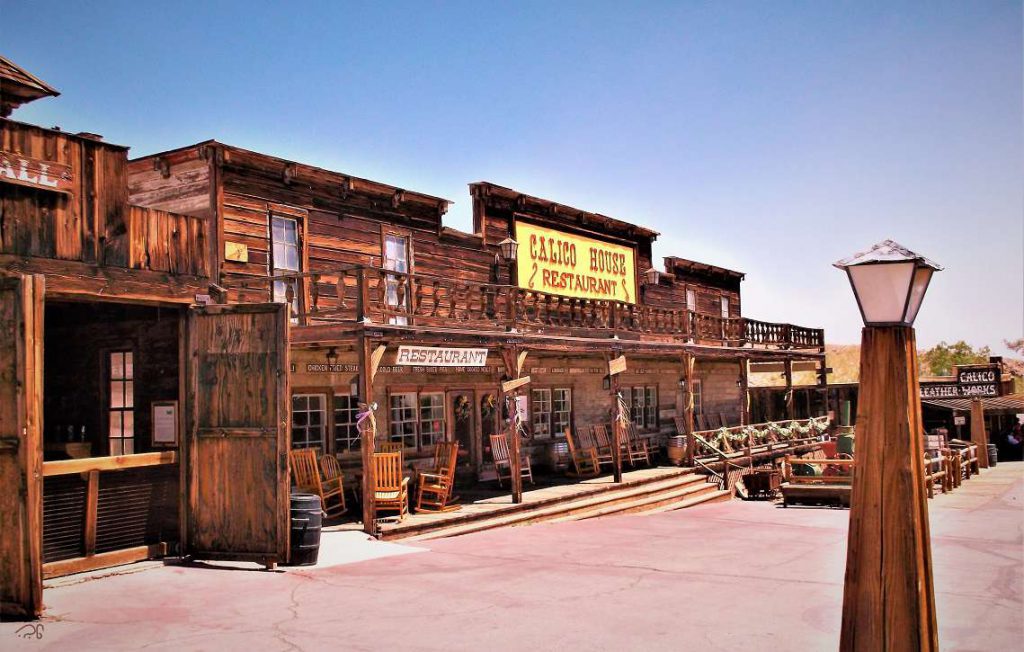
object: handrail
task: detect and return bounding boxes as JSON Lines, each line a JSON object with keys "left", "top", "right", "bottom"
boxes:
{"left": 42, "top": 451, "right": 178, "bottom": 477}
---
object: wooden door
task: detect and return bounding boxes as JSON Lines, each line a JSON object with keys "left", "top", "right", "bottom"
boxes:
{"left": 185, "top": 303, "right": 289, "bottom": 566}
{"left": 0, "top": 275, "right": 44, "bottom": 618}
{"left": 447, "top": 390, "right": 476, "bottom": 470}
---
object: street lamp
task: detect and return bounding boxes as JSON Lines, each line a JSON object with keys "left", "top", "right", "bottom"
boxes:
{"left": 834, "top": 239, "right": 941, "bottom": 652}
{"left": 498, "top": 237, "right": 519, "bottom": 264}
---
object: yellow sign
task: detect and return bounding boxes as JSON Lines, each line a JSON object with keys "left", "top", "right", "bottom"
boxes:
{"left": 514, "top": 221, "right": 636, "bottom": 304}
{"left": 224, "top": 241, "right": 249, "bottom": 263}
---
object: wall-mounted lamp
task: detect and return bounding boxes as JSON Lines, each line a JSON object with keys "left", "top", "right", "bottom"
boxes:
{"left": 642, "top": 267, "right": 662, "bottom": 286}
{"left": 325, "top": 347, "right": 339, "bottom": 366}
{"left": 602, "top": 376, "right": 611, "bottom": 391}
{"left": 498, "top": 237, "right": 519, "bottom": 263}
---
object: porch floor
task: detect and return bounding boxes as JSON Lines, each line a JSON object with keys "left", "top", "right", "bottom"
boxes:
{"left": 366, "top": 465, "right": 698, "bottom": 539}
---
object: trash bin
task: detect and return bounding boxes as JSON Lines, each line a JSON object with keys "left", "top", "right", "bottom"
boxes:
{"left": 288, "top": 492, "right": 322, "bottom": 566}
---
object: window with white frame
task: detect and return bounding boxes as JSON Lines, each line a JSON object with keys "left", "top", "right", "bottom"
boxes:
{"left": 686, "top": 288, "right": 696, "bottom": 312}
{"left": 418, "top": 392, "right": 445, "bottom": 447}
{"left": 271, "top": 215, "right": 301, "bottom": 320}
{"left": 292, "top": 394, "right": 327, "bottom": 450}
{"left": 531, "top": 388, "right": 552, "bottom": 438}
{"left": 108, "top": 351, "right": 134, "bottom": 455}
{"left": 389, "top": 392, "right": 418, "bottom": 448}
{"left": 721, "top": 296, "right": 730, "bottom": 319}
{"left": 692, "top": 379, "right": 704, "bottom": 416}
{"left": 553, "top": 388, "right": 572, "bottom": 435}
{"left": 384, "top": 234, "right": 410, "bottom": 326}
{"left": 333, "top": 394, "right": 359, "bottom": 453}
{"left": 626, "top": 385, "right": 658, "bottom": 431}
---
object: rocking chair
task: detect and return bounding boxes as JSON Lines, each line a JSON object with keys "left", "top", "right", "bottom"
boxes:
{"left": 490, "top": 433, "right": 534, "bottom": 488}
{"left": 416, "top": 441, "right": 461, "bottom": 512}
{"left": 372, "top": 452, "right": 409, "bottom": 521}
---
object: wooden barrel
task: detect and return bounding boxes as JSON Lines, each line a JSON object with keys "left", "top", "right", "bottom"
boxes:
{"left": 987, "top": 443, "right": 998, "bottom": 467}
{"left": 288, "top": 493, "right": 322, "bottom": 566}
{"left": 666, "top": 435, "right": 687, "bottom": 466}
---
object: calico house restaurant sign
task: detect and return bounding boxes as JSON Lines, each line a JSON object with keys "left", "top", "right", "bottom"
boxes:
{"left": 0, "top": 150, "right": 74, "bottom": 194}
{"left": 395, "top": 346, "right": 488, "bottom": 367}
{"left": 515, "top": 221, "right": 637, "bottom": 304}
{"left": 920, "top": 364, "right": 1002, "bottom": 399}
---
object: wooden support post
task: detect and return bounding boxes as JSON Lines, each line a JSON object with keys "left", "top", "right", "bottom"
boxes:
{"left": 739, "top": 357, "right": 750, "bottom": 426}
{"left": 84, "top": 470, "right": 99, "bottom": 556}
{"left": 970, "top": 398, "right": 989, "bottom": 469}
{"left": 682, "top": 353, "right": 696, "bottom": 466}
{"left": 784, "top": 358, "right": 795, "bottom": 420}
{"left": 610, "top": 368, "right": 624, "bottom": 484}
{"left": 840, "top": 326, "right": 937, "bottom": 652}
{"left": 357, "top": 334, "right": 380, "bottom": 535}
{"left": 499, "top": 347, "right": 526, "bottom": 503}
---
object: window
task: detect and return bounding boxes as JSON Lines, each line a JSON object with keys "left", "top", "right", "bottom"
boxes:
{"left": 418, "top": 392, "right": 445, "bottom": 447}
{"left": 389, "top": 392, "right": 418, "bottom": 448}
{"left": 292, "top": 394, "right": 327, "bottom": 450}
{"left": 626, "top": 385, "right": 658, "bottom": 431}
{"left": 692, "top": 379, "right": 704, "bottom": 416}
{"left": 531, "top": 388, "right": 552, "bottom": 438}
{"left": 553, "top": 388, "right": 572, "bottom": 435}
{"left": 721, "top": 296, "right": 730, "bottom": 319}
{"left": 271, "top": 215, "right": 301, "bottom": 319}
{"left": 686, "top": 288, "right": 696, "bottom": 312}
{"left": 333, "top": 394, "right": 359, "bottom": 453}
{"left": 384, "top": 234, "right": 410, "bottom": 325}
{"left": 108, "top": 351, "right": 134, "bottom": 455}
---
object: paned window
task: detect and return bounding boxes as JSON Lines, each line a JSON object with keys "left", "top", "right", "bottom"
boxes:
{"left": 418, "top": 392, "right": 446, "bottom": 447}
{"left": 692, "top": 379, "right": 704, "bottom": 416}
{"left": 389, "top": 392, "right": 418, "bottom": 448}
{"left": 721, "top": 296, "right": 730, "bottom": 319}
{"left": 686, "top": 288, "right": 696, "bottom": 312}
{"left": 271, "top": 215, "right": 301, "bottom": 319}
{"left": 531, "top": 388, "right": 552, "bottom": 438}
{"left": 333, "top": 394, "right": 359, "bottom": 453}
{"left": 384, "top": 234, "right": 410, "bottom": 325}
{"left": 292, "top": 394, "right": 327, "bottom": 450}
{"left": 626, "top": 385, "right": 658, "bottom": 431}
{"left": 108, "top": 351, "right": 135, "bottom": 455}
{"left": 553, "top": 388, "right": 572, "bottom": 435}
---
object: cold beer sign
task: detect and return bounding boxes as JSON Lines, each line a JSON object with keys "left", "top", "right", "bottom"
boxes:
{"left": 0, "top": 150, "right": 74, "bottom": 195}
{"left": 514, "top": 221, "right": 637, "bottom": 304}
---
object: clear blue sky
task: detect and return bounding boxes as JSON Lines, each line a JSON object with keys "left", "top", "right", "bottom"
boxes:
{"left": 4, "top": 1, "right": 1022, "bottom": 355}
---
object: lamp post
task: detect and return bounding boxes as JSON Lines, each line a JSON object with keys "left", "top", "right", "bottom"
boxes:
{"left": 834, "top": 240, "right": 941, "bottom": 652}
{"left": 497, "top": 237, "right": 518, "bottom": 283}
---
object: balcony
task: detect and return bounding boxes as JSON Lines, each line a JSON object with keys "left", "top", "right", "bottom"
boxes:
{"left": 242, "top": 265, "right": 824, "bottom": 350}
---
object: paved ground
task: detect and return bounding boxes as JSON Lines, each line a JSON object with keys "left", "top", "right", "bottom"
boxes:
{"left": 4, "top": 463, "right": 1021, "bottom": 651}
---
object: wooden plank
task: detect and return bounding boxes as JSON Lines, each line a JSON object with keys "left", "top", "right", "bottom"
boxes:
{"left": 42, "top": 451, "right": 178, "bottom": 477}
{"left": 83, "top": 471, "right": 99, "bottom": 556}
{"left": 0, "top": 274, "right": 44, "bottom": 618}
{"left": 42, "top": 543, "right": 167, "bottom": 580}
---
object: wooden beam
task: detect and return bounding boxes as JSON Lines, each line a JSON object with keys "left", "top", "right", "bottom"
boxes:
{"left": 970, "top": 398, "right": 989, "bottom": 469}
{"left": 840, "top": 326, "right": 937, "bottom": 652}
{"left": 608, "top": 353, "right": 624, "bottom": 483}
{"left": 358, "top": 333, "right": 378, "bottom": 534}
{"left": 83, "top": 470, "right": 99, "bottom": 556}
{"left": 499, "top": 347, "right": 524, "bottom": 503}
{"left": 42, "top": 543, "right": 167, "bottom": 580}
{"left": 739, "top": 358, "right": 750, "bottom": 426}
{"left": 681, "top": 353, "right": 696, "bottom": 466}
{"left": 42, "top": 451, "right": 178, "bottom": 477}
{"left": 784, "top": 358, "right": 795, "bottom": 420}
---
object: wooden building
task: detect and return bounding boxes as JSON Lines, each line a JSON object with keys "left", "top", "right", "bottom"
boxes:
{"left": 1, "top": 56, "right": 827, "bottom": 618}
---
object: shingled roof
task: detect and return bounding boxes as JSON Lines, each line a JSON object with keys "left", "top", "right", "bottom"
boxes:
{"left": 0, "top": 55, "right": 60, "bottom": 117}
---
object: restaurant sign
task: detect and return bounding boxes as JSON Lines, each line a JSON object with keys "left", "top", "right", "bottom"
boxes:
{"left": 920, "top": 364, "right": 1001, "bottom": 399}
{"left": 0, "top": 150, "right": 74, "bottom": 194}
{"left": 514, "top": 221, "right": 637, "bottom": 304}
{"left": 395, "top": 346, "right": 488, "bottom": 367}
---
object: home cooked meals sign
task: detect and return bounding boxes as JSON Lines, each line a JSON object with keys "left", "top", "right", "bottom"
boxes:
{"left": 514, "top": 221, "right": 637, "bottom": 304}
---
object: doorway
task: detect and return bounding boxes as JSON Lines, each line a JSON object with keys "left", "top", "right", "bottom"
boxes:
{"left": 447, "top": 390, "right": 476, "bottom": 475}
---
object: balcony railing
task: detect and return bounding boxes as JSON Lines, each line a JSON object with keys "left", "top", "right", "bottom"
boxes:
{"left": 238, "top": 265, "right": 823, "bottom": 350}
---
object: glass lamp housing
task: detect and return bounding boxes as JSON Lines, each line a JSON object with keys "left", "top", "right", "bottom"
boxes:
{"left": 498, "top": 237, "right": 519, "bottom": 263}
{"left": 834, "top": 240, "right": 941, "bottom": 327}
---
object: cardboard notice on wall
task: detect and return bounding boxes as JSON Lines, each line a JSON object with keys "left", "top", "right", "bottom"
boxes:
{"left": 608, "top": 355, "right": 627, "bottom": 376}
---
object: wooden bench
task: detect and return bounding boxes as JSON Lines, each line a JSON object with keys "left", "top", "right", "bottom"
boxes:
{"left": 780, "top": 456, "right": 854, "bottom": 507}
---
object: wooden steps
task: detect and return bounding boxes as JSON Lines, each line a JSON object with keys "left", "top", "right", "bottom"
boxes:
{"left": 379, "top": 469, "right": 729, "bottom": 542}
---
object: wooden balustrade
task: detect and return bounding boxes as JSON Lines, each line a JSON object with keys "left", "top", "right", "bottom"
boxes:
{"left": 235, "top": 265, "right": 824, "bottom": 349}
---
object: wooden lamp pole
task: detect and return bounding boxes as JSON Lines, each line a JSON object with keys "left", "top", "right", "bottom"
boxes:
{"left": 834, "top": 240, "right": 942, "bottom": 652}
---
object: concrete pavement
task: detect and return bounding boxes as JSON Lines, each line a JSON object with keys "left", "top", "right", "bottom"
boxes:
{"left": 4, "top": 463, "right": 1021, "bottom": 651}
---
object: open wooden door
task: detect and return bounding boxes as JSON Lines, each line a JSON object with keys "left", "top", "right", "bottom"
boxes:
{"left": 185, "top": 303, "right": 289, "bottom": 567}
{"left": 0, "top": 275, "right": 44, "bottom": 618}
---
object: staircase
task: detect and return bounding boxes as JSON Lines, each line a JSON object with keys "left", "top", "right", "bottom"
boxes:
{"left": 379, "top": 468, "right": 730, "bottom": 542}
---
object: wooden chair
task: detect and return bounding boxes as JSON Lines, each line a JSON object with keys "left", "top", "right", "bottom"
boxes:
{"left": 417, "top": 441, "right": 461, "bottom": 512}
{"left": 372, "top": 452, "right": 409, "bottom": 521}
{"left": 289, "top": 448, "right": 347, "bottom": 518}
{"left": 490, "top": 433, "right": 534, "bottom": 488}
{"left": 564, "top": 427, "right": 600, "bottom": 477}
{"left": 622, "top": 422, "right": 652, "bottom": 467}
{"left": 587, "top": 425, "right": 615, "bottom": 467}
{"left": 318, "top": 454, "right": 348, "bottom": 517}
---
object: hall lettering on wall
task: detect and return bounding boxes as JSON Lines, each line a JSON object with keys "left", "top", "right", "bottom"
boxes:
{"left": 0, "top": 150, "right": 74, "bottom": 194}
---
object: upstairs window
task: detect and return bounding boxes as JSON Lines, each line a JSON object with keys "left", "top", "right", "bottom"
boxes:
{"left": 271, "top": 215, "right": 301, "bottom": 319}
{"left": 721, "top": 296, "right": 730, "bottom": 319}
{"left": 686, "top": 288, "right": 696, "bottom": 312}
{"left": 384, "top": 234, "right": 410, "bottom": 325}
